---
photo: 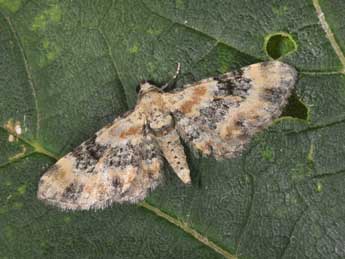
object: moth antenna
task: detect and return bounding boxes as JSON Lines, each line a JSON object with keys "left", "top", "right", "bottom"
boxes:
{"left": 172, "top": 62, "right": 181, "bottom": 81}
{"left": 161, "top": 63, "right": 181, "bottom": 91}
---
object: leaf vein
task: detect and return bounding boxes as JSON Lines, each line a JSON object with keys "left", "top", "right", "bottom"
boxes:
{"left": 140, "top": 0, "right": 259, "bottom": 62}
{"left": 4, "top": 15, "right": 41, "bottom": 137}
{"left": 235, "top": 173, "right": 255, "bottom": 256}
{"left": 279, "top": 207, "right": 309, "bottom": 259}
{"left": 0, "top": 126, "right": 58, "bottom": 160}
{"left": 97, "top": 28, "right": 130, "bottom": 110}
{"left": 0, "top": 151, "right": 36, "bottom": 169}
{"left": 286, "top": 117, "right": 345, "bottom": 135}
{"left": 311, "top": 169, "right": 345, "bottom": 179}
{"left": 139, "top": 201, "right": 237, "bottom": 259}
{"left": 300, "top": 70, "right": 343, "bottom": 75}
{"left": 312, "top": 0, "right": 345, "bottom": 73}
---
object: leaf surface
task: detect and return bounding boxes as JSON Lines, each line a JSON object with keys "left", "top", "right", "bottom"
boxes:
{"left": 1, "top": 1, "right": 345, "bottom": 258}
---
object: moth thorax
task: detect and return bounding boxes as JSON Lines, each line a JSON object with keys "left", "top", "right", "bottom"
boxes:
{"left": 138, "top": 82, "right": 161, "bottom": 96}
{"left": 149, "top": 113, "right": 174, "bottom": 136}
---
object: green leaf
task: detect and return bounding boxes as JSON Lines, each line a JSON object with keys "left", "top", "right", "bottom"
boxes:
{"left": 1, "top": 0, "right": 345, "bottom": 258}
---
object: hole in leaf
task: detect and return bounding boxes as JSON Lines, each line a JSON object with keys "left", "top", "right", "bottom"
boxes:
{"left": 282, "top": 92, "right": 308, "bottom": 120}
{"left": 265, "top": 32, "right": 297, "bottom": 59}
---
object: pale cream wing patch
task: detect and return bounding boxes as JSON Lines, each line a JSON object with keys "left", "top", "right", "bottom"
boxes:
{"left": 37, "top": 109, "right": 163, "bottom": 210}
{"left": 163, "top": 61, "right": 297, "bottom": 159}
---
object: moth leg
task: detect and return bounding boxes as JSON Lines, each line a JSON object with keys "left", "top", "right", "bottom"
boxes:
{"left": 155, "top": 129, "right": 191, "bottom": 184}
{"left": 161, "top": 63, "right": 181, "bottom": 91}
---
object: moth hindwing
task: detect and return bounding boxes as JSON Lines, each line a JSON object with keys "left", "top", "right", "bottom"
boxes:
{"left": 37, "top": 61, "right": 297, "bottom": 210}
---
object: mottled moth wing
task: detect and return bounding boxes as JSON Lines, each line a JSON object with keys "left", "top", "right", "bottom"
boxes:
{"left": 37, "top": 109, "right": 163, "bottom": 210}
{"left": 163, "top": 61, "right": 297, "bottom": 159}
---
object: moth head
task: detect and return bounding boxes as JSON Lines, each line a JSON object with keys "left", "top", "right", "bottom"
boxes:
{"left": 136, "top": 80, "right": 161, "bottom": 97}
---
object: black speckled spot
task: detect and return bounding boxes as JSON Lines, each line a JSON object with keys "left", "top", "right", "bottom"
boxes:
{"left": 62, "top": 182, "right": 84, "bottom": 201}
{"left": 215, "top": 69, "right": 252, "bottom": 97}
{"left": 198, "top": 98, "right": 239, "bottom": 130}
{"left": 235, "top": 119, "right": 244, "bottom": 127}
{"left": 105, "top": 143, "right": 139, "bottom": 169}
{"left": 262, "top": 87, "right": 286, "bottom": 104}
{"left": 235, "top": 118, "right": 251, "bottom": 140}
{"left": 72, "top": 135, "right": 108, "bottom": 174}
{"left": 105, "top": 141, "right": 159, "bottom": 170}
{"left": 112, "top": 178, "right": 122, "bottom": 189}
{"left": 173, "top": 98, "right": 239, "bottom": 143}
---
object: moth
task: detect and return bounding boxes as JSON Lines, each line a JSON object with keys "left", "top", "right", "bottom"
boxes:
{"left": 37, "top": 61, "right": 297, "bottom": 210}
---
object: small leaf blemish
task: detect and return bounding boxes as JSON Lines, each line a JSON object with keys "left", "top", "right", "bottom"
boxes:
{"left": 129, "top": 43, "right": 140, "bottom": 54}
{"left": 4, "top": 119, "right": 22, "bottom": 142}
{"left": 147, "top": 28, "right": 162, "bottom": 36}
{"left": 64, "top": 216, "right": 72, "bottom": 224}
{"left": 0, "top": 207, "right": 8, "bottom": 215}
{"left": 15, "top": 124, "right": 22, "bottom": 135}
{"left": 0, "top": 0, "right": 22, "bottom": 13}
{"left": 272, "top": 5, "right": 288, "bottom": 16}
{"left": 17, "top": 184, "right": 26, "bottom": 195}
{"left": 9, "top": 145, "right": 27, "bottom": 161}
{"left": 32, "top": 14, "right": 47, "bottom": 31}
{"left": 176, "top": 0, "right": 185, "bottom": 9}
{"left": 315, "top": 181, "right": 322, "bottom": 193}
{"left": 13, "top": 202, "right": 23, "bottom": 209}
{"left": 261, "top": 147, "right": 274, "bottom": 162}
{"left": 8, "top": 134, "right": 15, "bottom": 142}
{"left": 31, "top": 5, "right": 62, "bottom": 32}
{"left": 264, "top": 32, "right": 297, "bottom": 59}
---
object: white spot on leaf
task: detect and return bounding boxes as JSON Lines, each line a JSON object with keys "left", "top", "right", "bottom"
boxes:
{"left": 4, "top": 119, "right": 23, "bottom": 142}
{"left": 8, "top": 134, "right": 15, "bottom": 142}
{"left": 15, "top": 124, "right": 22, "bottom": 135}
